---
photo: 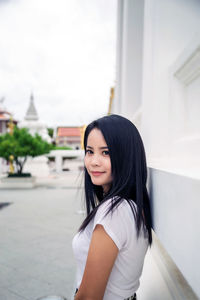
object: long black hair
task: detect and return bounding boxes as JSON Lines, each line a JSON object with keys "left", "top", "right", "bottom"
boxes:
{"left": 79, "top": 114, "right": 152, "bottom": 244}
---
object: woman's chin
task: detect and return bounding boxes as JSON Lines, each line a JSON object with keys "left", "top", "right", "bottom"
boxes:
{"left": 91, "top": 179, "right": 103, "bottom": 186}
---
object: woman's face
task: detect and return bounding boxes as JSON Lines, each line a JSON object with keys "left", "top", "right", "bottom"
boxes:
{"left": 84, "top": 128, "right": 112, "bottom": 193}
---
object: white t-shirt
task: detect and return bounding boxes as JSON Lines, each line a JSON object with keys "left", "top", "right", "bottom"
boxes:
{"left": 72, "top": 198, "right": 148, "bottom": 300}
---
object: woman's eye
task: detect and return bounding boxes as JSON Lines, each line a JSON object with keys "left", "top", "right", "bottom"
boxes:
{"left": 86, "top": 149, "right": 93, "bottom": 154}
{"left": 103, "top": 150, "right": 109, "bottom": 155}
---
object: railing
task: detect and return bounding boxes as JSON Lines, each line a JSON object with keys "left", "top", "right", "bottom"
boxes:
{"left": 47, "top": 150, "right": 84, "bottom": 173}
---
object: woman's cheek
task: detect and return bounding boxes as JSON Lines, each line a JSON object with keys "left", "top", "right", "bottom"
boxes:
{"left": 84, "top": 156, "right": 89, "bottom": 171}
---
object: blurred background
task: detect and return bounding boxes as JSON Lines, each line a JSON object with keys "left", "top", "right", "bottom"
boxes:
{"left": 0, "top": 0, "right": 200, "bottom": 300}
{"left": 0, "top": 0, "right": 116, "bottom": 126}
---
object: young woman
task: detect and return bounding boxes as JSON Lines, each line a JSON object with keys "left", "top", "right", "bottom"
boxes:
{"left": 72, "top": 114, "right": 152, "bottom": 300}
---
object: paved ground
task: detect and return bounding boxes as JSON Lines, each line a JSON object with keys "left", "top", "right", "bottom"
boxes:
{"left": 0, "top": 169, "right": 85, "bottom": 300}
{"left": 0, "top": 161, "right": 172, "bottom": 300}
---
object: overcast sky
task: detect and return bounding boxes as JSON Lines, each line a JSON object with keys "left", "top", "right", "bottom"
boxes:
{"left": 0, "top": 0, "right": 117, "bottom": 127}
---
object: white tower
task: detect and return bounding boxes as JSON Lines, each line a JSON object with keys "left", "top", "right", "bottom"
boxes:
{"left": 19, "top": 93, "right": 51, "bottom": 177}
{"left": 19, "top": 93, "right": 51, "bottom": 143}
{"left": 25, "top": 93, "right": 39, "bottom": 121}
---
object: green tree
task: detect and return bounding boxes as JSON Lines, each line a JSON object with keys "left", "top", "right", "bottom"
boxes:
{"left": 47, "top": 127, "right": 54, "bottom": 138}
{"left": 0, "top": 127, "right": 52, "bottom": 175}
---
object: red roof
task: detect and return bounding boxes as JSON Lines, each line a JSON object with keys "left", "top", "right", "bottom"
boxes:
{"left": 0, "top": 113, "right": 10, "bottom": 120}
{"left": 57, "top": 127, "right": 81, "bottom": 137}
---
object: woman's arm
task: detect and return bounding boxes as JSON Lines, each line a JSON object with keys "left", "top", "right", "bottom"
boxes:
{"left": 74, "top": 224, "right": 119, "bottom": 300}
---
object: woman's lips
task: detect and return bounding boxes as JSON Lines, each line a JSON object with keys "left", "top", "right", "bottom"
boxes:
{"left": 91, "top": 171, "right": 104, "bottom": 176}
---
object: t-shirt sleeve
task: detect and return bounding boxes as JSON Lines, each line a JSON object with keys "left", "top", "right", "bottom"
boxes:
{"left": 93, "top": 199, "right": 129, "bottom": 250}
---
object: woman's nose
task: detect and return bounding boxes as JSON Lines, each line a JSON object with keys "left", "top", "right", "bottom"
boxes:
{"left": 91, "top": 154, "right": 100, "bottom": 166}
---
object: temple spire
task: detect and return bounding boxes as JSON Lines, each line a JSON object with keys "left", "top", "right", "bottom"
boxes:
{"left": 25, "top": 93, "right": 39, "bottom": 121}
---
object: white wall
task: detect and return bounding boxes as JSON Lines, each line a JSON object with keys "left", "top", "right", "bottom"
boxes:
{"left": 149, "top": 168, "right": 200, "bottom": 297}
{"left": 114, "top": 0, "right": 200, "bottom": 298}
{"left": 141, "top": 0, "right": 200, "bottom": 160}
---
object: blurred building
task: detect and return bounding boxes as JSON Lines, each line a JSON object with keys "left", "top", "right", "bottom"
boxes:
{"left": 0, "top": 99, "right": 18, "bottom": 174}
{"left": 113, "top": 1, "right": 200, "bottom": 299}
{"left": 18, "top": 93, "right": 51, "bottom": 143}
{"left": 55, "top": 127, "right": 81, "bottom": 149}
{"left": 0, "top": 98, "right": 17, "bottom": 134}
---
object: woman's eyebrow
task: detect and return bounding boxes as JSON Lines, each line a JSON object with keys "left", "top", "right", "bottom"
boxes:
{"left": 86, "top": 146, "right": 108, "bottom": 150}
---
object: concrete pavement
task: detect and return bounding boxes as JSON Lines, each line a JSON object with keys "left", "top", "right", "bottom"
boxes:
{"left": 0, "top": 169, "right": 85, "bottom": 300}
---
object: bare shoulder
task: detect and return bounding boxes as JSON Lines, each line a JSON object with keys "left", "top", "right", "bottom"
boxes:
{"left": 75, "top": 224, "right": 118, "bottom": 300}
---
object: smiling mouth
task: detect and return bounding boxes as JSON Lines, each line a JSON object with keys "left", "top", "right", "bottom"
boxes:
{"left": 91, "top": 171, "right": 105, "bottom": 176}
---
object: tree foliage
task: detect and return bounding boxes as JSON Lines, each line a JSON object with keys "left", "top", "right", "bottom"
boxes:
{"left": 47, "top": 127, "right": 54, "bottom": 138}
{"left": 0, "top": 127, "right": 52, "bottom": 174}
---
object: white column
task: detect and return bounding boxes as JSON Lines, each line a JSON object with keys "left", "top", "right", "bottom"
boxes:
{"left": 112, "top": 0, "right": 124, "bottom": 115}
{"left": 55, "top": 155, "right": 63, "bottom": 173}
{"left": 114, "top": 0, "right": 145, "bottom": 121}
